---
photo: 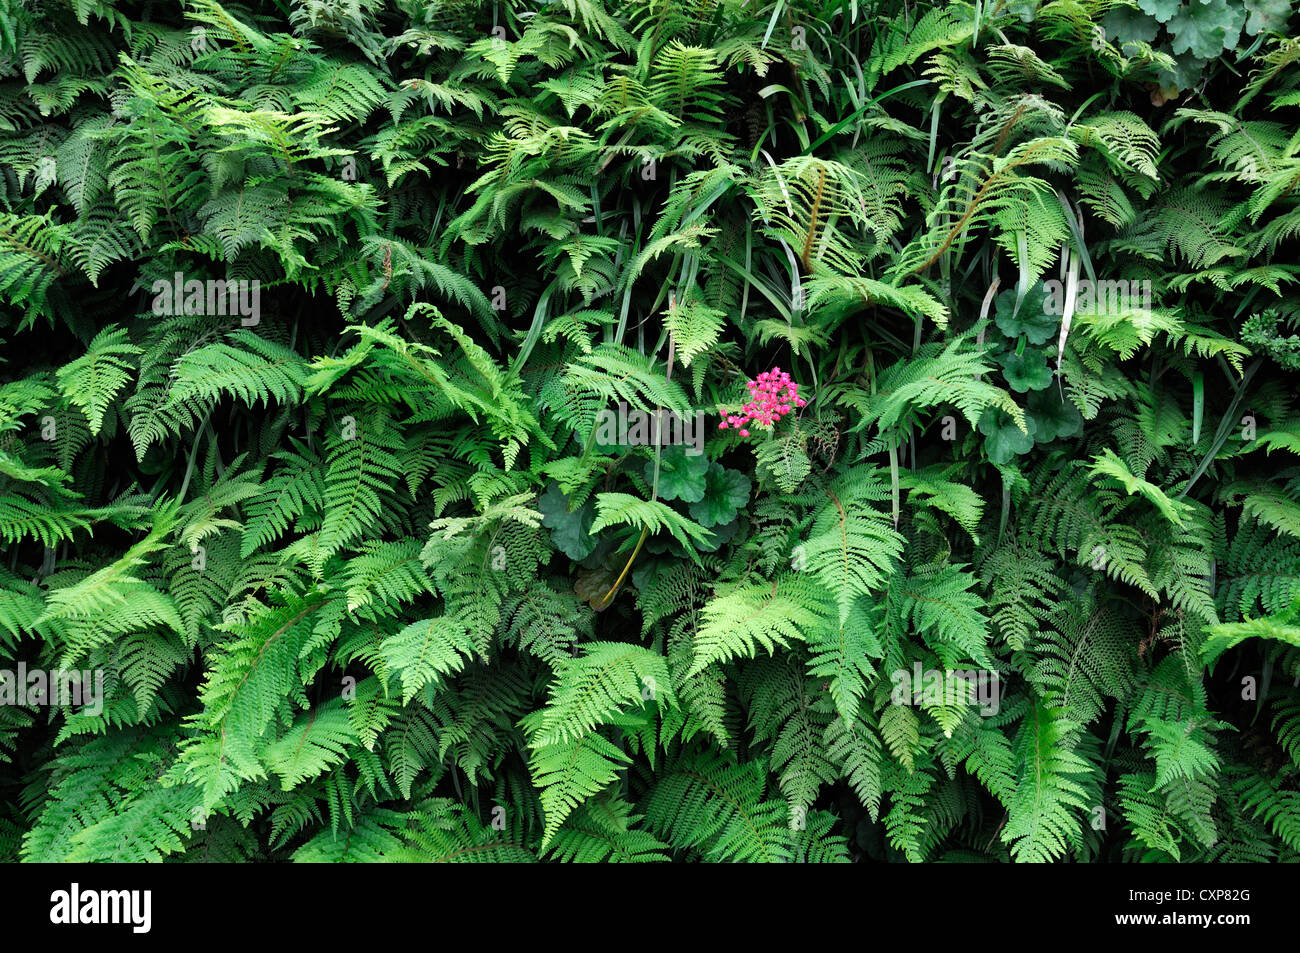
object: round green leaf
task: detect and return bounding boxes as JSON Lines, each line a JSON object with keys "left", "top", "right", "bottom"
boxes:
{"left": 1000, "top": 347, "right": 1054, "bottom": 393}
{"left": 538, "top": 481, "right": 597, "bottom": 560}
{"left": 994, "top": 282, "right": 1058, "bottom": 346}
{"left": 688, "top": 463, "right": 751, "bottom": 528}
{"left": 647, "top": 445, "right": 709, "bottom": 503}
{"left": 1169, "top": 0, "right": 1246, "bottom": 59}
{"left": 1027, "top": 390, "right": 1084, "bottom": 442}
{"left": 979, "top": 407, "right": 1037, "bottom": 464}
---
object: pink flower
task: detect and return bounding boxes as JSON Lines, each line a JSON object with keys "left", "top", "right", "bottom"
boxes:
{"left": 723, "top": 369, "right": 807, "bottom": 439}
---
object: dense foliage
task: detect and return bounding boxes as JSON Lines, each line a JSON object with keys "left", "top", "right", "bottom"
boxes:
{"left": 1, "top": 0, "right": 1299, "bottom": 863}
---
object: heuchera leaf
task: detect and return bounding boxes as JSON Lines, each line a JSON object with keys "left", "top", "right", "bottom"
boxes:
{"left": 1102, "top": 7, "right": 1162, "bottom": 47}
{"left": 574, "top": 566, "right": 617, "bottom": 609}
{"left": 1138, "top": 0, "right": 1183, "bottom": 24}
{"left": 1000, "top": 348, "right": 1054, "bottom": 393}
{"left": 688, "top": 463, "right": 751, "bottom": 527}
{"left": 994, "top": 282, "right": 1058, "bottom": 345}
{"left": 1244, "top": 0, "right": 1292, "bottom": 35}
{"left": 696, "top": 518, "right": 740, "bottom": 553}
{"left": 538, "top": 481, "right": 597, "bottom": 560}
{"left": 647, "top": 445, "right": 710, "bottom": 502}
{"left": 979, "top": 407, "right": 1037, "bottom": 464}
{"left": 1168, "top": 0, "right": 1246, "bottom": 59}
{"left": 1159, "top": 50, "right": 1211, "bottom": 93}
{"left": 1027, "top": 389, "right": 1084, "bottom": 442}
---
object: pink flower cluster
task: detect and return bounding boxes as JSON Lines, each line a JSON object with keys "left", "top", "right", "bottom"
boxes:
{"left": 718, "top": 367, "right": 806, "bottom": 437}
